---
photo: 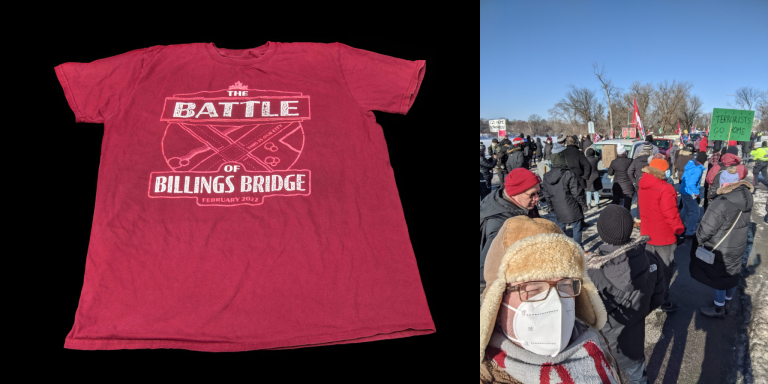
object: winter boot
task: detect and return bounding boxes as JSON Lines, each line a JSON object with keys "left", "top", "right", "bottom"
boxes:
{"left": 701, "top": 305, "right": 725, "bottom": 318}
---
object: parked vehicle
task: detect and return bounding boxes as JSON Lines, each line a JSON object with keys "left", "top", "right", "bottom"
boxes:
{"left": 586, "top": 139, "right": 645, "bottom": 198}
{"left": 652, "top": 138, "right": 672, "bottom": 158}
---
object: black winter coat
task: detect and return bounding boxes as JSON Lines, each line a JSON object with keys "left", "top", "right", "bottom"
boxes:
{"left": 535, "top": 139, "right": 543, "bottom": 159}
{"left": 712, "top": 140, "right": 722, "bottom": 153}
{"left": 690, "top": 181, "right": 753, "bottom": 290}
{"left": 540, "top": 164, "right": 586, "bottom": 224}
{"left": 560, "top": 145, "right": 592, "bottom": 181}
{"left": 628, "top": 154, "right": 651, "bottom": 186}
{"left": 495, "top": 145, "right": 509, "bottom": 170}
{"left": 505, "top": 147, "right": 525, "bottom": 172}
{"left": 480, "top": 154, "right": 495, "bottom": 183}
{"left": 544, "top": 142, "right": 553, "bottom": 160}
{"left": 480, "top": 189, "right": 540, "bottom": 283}
{"left": 583, "top": 137, "right": 593, "bottom": 151}
{"left": 607, "top": 156, "right": 635, "bottom": 195}
{"left": 587, "top": 235, "right": 666, "bottom": 369}
{"left": 585, "top": 153, "right": 603, "bottom": 192}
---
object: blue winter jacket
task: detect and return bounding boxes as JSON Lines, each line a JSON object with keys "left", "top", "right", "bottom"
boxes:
{"left": 680, "top": 159, "right": 706, "bottom": 196}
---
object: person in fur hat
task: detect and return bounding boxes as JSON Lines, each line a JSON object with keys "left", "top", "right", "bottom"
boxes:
{"left": 691, "top": 170, "right": 753, "bottom": 318}
{"left": 588, "top": 205, "right": 667, "bottom": 384}
{"left": 480, "top": 216, "right": 620, "bottom": 384}
{"left": 638, "top": 159, "right": 684, "bottom": 313}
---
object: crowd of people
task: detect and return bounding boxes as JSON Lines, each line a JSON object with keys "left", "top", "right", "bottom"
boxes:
{"left": 480, "top": 131, "right": 768, "bottom": 383}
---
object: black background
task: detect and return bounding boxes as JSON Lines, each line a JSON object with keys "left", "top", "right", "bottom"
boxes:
{"left": 26, "top": 15, "right": 466, "bottom": 381}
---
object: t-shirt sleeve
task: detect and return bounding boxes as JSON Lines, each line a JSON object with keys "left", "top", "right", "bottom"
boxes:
{"left": 55, "top": 47, "right": 159, "bottom": 124}
{"left": 336, "top": 43, "right": 425, "bottom": 114}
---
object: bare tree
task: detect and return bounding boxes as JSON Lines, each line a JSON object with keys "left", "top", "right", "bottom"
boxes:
{"left": 548, "top": 101, "right": 578, "bottom": 126}
{"left": 553, "top": 85, "right": 602, "bottom": 134}
{"left": 730, "top": 86, "right": 763, "bottom": 110}
{"left": 679, "top": 95, "right": 703, "bottom": 134}
{"left": 623, "top": 81, "right": 654, "bottom": 127}
{"left": 651, "top": 80, "right": 692, "bottom": 133}
{"left": 527, "top": 114, "right": 543, "bottom": 136}
{"left": 694, "top": 112, "right": 712, "bottom": 132}
{"left": 593, "top": 63, "right": 620, "bottom": 135}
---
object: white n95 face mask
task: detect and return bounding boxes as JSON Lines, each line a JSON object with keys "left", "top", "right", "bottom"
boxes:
{"left": 501, "top": 287, "right": 575, "bottom": 357}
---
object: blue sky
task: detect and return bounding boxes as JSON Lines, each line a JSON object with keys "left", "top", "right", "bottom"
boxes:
{"left": 480, "top": 0, "right": 768, "bottom": 121}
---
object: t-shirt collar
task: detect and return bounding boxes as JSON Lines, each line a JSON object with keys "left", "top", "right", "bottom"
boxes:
{"left": 203, "top": 41, "right": 279, "bottom": 67}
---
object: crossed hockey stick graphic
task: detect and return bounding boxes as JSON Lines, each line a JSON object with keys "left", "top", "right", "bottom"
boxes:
{"left": 167, "top": 122, "right": 297, "bottom": 172}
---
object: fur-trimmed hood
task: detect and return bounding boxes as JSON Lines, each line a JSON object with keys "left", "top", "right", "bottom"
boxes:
{"left": 586, "top": 236, "right": 651, "bottom": 270}
{"left": 641, "top": 165, "right": 666, "bottom": 180}
{"left": 716, "top": 179, "right": 754, "bottom": 196}
{"left": 506, "top": 146, "right": 521, "bottom": 154}
{"left": 679, "top": 149, "right": 693, "bottom": 156}
{"left": 480, "top": 216, "right": 608, "bottom": 364}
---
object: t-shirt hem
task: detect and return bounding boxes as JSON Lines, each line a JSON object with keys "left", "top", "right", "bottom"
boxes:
{"left": 399, "top": 60, "right": 425, "bottom": 115}
{"left": 54, "top": 65, "right": 86, "bottom": 123}
{"left": 63, "top": 321, "right": 435, "bottom": 352}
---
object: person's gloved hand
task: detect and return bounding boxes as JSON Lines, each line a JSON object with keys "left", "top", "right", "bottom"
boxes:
{"left": 676, "top": 235, "right": 685, "bottom": 246}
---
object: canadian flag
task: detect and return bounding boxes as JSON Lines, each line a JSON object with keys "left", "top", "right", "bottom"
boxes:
{"left": 594, "top": 133, "right": 600, "bottom": 142}
{"left": 633, "top": 98, "right": 646, "bottom": 140}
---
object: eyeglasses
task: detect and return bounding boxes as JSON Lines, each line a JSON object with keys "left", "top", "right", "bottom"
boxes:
{"left": 521, "top": 189, "right": 541, "bottom": 199}
{"left": 505, "top": 278, "right": 582, "bottom": 302}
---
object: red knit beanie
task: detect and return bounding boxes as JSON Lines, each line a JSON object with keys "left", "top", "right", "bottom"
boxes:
{"left": 504, "top": 168, "right": 541, "bottom": 196}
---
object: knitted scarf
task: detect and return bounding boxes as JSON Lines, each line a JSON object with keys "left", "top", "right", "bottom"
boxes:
{"left": 486, "top": 322, "right": 618, "bottom": 384}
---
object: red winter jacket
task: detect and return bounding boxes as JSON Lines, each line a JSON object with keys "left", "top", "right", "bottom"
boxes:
{"left": 699, "top": 136, "right": 707, "bottom": 151}
{"left": 705, "top": 153, "right": 748, "bottom": 185}
{"left": 639, "top": 166, "right": 685, "bottom": 245}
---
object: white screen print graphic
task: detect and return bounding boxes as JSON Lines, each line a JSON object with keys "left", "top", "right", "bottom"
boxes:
{"left": 148, "top": 82, "right": 311, "bottom": 206}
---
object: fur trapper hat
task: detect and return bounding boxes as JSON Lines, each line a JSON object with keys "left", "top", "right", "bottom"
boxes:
{"left": 479, "top": 216, "right": 608, "bottom": 363}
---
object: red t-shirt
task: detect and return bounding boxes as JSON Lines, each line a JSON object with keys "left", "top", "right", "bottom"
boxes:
{"left": 55, "top": 42, "right": 434, "bottom": 351}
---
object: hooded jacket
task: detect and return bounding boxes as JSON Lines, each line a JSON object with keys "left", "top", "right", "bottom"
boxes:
{"left": 480, "top": 188, "right": 540, "bottom": 284}
{"left": 505, "top": 146, "right": 525, "bottom": 172}
{"left": 607, "top": 155, "right": 635, "bottom": 196}
{"left": 680, "top": 159, "right": 706, "bottom": 196}
{"left": 560, "top": 144, "right": 592, "bottom": 181}
{"left": 705, "top": 153, "right": 748, "bottom": 185}
{"left": 587, "top": 235, "right": 666, "bottom": 369}
{"left": 585, "top": 149, "right": 603, "bottom": 193}
{"left": 543, "top": 141, "right": 553, "bottom": 160}
{"left": 488, "top": 144, "right": 499, "bottom": 158}
{"left": 691, "top": 181, "right": 753, "bottom": 290}
{"left": 628, "top": 153, "right": 651, "bottom": 186}
{"left": 674, "top": 149, "right": 694, "bottom": 178}
{"left": 540, "top": 154, "right": 586, "bottom": 224}
{"left": 638, "top": 166, "right": 685, "bottom": 246}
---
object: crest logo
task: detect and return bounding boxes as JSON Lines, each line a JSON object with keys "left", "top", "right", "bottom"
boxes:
{"left": 148, "top": 82, "right": 312, "bottom": 206}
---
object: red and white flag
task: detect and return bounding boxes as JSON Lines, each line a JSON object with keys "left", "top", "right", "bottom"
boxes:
{"left": 594, "top": 133, "right": 600, "bottom": 142}
{"left": 633, "top": 97, "right": 646, "bottom": 140}
{"left": 678, "top": 121, "right": 684, "bottom": 142}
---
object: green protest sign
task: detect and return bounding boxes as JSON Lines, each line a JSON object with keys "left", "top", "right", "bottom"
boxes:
{"left": 709, "top": 108, "right": 755, "bottom": 141}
